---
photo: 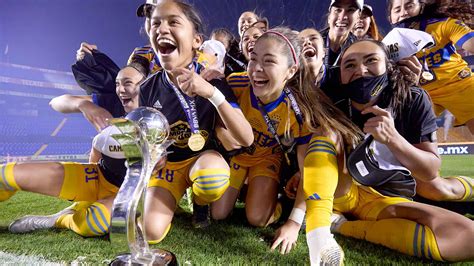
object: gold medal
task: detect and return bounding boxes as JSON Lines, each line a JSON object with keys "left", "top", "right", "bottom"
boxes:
{"left": 188, "top": 133, "right": 205, "bottom": 151}
{"left": 422, "top": 71, "right": 434, "bottom": 81}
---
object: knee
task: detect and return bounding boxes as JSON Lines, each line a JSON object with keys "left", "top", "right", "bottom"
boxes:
{"left": 246, "top": 208, "right": 269, "bottom": 227}
{"left": 145, "top": 222, "right": 171, "bottom": 244}
{"left": 211, "top": 208, "right": 231, "bottom": 221}
{"left": 191, "top": 169, "right": 230, "bottom": 205}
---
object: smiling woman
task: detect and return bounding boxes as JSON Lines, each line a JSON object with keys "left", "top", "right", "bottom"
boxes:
{"left": 139, "top": 0, "right": 254, "bottom": 243}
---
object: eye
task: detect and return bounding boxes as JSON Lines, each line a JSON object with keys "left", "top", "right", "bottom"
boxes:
{"left": 151, "top": 20, "right": 160, "bottom": 28}
{"left": 347, "top": 7, "right": 357, "bottom": 13}
{"left": 242, "top": 36, "right": 249, "bottom": 42}
{"left": 393, "top": 7, "right": 401, "bottom": 14}
{"left": 343, "top": 63, "right": 355, "bottom": 69}
{"left": 366, "top": 57, "right": 379, "bottom": 64}
{"left": 169, "top": 19, "right": 179, "bottom": 26}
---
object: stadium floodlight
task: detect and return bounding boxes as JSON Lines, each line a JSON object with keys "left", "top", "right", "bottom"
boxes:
{"left": 108, "top": 107, "right": 176, "bottom": 265}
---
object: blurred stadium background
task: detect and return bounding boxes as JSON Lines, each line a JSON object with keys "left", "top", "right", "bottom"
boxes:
{"left": 0, "top": 0, "right": 472, "bottom": 163}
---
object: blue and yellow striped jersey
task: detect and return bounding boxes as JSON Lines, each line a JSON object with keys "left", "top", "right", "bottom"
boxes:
{"left": 127, "top": 44, "right": 162, "bottom": 75}
{"left": 227, "top": 72, "right": 311, "bottom": 165}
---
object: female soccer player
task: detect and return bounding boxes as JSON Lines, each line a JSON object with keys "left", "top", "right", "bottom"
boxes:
{"left": 307, "top": 39, "right": 474, "bottom": 263}
{"left": 4, "top": 65, "right": 148, "bottom": 237}
{"left": 352, "top": 4, "right": 383, "bottom": 41}
{"left": 212, "top": 28, "right": 348, "bottom": 237}
{"left": 388, "top": 0, "right": 474, "bottom": 134}
{"left": 321, "top": 0, "right": 362, "bottom": 66}
{"left": 138, "top": 0, "right": 253, "bottom": 243}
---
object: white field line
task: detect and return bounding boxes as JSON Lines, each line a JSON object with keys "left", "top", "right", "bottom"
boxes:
{"left": 0, "top": 251, "right": 63, "bottom": 265}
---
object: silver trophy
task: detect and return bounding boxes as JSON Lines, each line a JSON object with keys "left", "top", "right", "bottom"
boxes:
{"left": 109, "top": 107, "right": 176, "bottom": 265}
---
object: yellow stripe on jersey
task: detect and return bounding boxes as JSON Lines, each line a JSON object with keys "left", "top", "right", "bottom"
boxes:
{"left": 413, "top": 18, "right": 473, "bottom": 93}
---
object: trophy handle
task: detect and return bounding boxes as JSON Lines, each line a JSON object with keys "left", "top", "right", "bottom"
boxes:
{"left": 108, "top": 119, "right": 176, "bottom": 265}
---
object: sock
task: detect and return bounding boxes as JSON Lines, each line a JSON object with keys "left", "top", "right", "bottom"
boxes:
{"left": 56, "top": 202, "right": 110, "bottom": 237}
{"left": 191, "top": 168, "right": 229, "bottom": 205}
{"left": 0, "top": 163, "right": 20, "bottom": 201}
{"left": 304, "top": 136, "right": 338, "bottom": 232}
{"left": 339, "top": 218, "right": 443, "bottom": 261}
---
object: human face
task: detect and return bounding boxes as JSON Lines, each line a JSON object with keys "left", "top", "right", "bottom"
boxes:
{"left": 389, "top": 0, "right": 422, "bottom": 24}
{"left": 299, "top": 28, "right": 324, "bottom": 66}
{"left": 211, "top": 33, "right": 230, "bottom": 51}
{"left": 352, "top": 15, "right": 370, "bottom": 38}
{"left": 241, "top": 26, "right": 263, "bottom": 61}
{"left": 149, "top": 2, "right": 202, "bottom": 71}
{"left": 340, "top": 41, "right": 387, "bottom": 84}
{"left": 238, "top": 11, "right": 258, "bottom": 36}
{"left": 328, "top": 0, "right": 361, "bottom": 38}
{"left": 116, "top": 67, "right": 143, "bottom": 113}
{"left": 247, "top": 38, "right": 297, "bottom": 104}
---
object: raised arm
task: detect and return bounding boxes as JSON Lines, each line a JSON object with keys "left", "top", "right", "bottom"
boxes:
{"left": 50, "top": 94, "right": 113, "bottom": 131}
{"left": 172, "top": 67, "right": 254, "bottom": 147}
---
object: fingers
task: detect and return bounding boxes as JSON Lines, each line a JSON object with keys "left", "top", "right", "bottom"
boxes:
{"left": 80, "top": 42, "right": 97, "bottom": 54}
{"left": 270, "top": 236, "right": 283, "bottom": 251}
{"left": 361, "top": 105, "right": 390, "bottom": 116}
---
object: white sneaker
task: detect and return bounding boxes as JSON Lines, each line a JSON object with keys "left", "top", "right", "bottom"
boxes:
{"left": 330, "top": 212, "right": 347, "bottom": 233}
{"left": 307, "top": 226, "right": 344, "bottom": 266}
{"left": 9, "top": 207, "right": 75, "bottom": 233}
{"left": 319, "top": 239, "right": 344, "bottom": 266}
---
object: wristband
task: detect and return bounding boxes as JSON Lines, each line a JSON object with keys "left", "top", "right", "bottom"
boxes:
{"left": 289, "top": 207, "right": 305, "bottom": 225}
{"left": 208, "top": 86, "right": 226, "bottom": 108}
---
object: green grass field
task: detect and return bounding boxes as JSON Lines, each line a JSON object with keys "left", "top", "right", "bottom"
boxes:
{"left": 0, "top": 155, "right": 473, "bottom": 265}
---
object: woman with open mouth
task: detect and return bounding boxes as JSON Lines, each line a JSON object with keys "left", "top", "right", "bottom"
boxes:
{"left": 139, "top": 0, "right": 253, "bottom": 243}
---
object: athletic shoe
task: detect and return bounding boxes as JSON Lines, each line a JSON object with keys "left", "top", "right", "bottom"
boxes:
{"left": 307, "top": 228, "right": 344, "bottom": 266}
{"left": 192, "top": 203, "right": 210, "bottom": 229}
{"left": 9, "top": 206, "right": 75, "bottom": 233}
{"left": 330, "top": 212, "right": 347, "bottom": 233}
{"left": 319, "top": 239, "right": 345, "bottom": 266}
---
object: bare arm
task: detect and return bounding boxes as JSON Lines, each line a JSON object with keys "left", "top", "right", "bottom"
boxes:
{"left": 362, "top": 105, "right": 441, "bottom": 180}
{"left": 50, "top": 94, "right": 113, "bottom": 131}
{"left": 89, "top": 147, "right": 102, "bottom": 163}
{"left": 461, "top": 37, "right": 474, "bottom": 54}
{"left": 172, "top": 67, "right": 254, "bottom": 147}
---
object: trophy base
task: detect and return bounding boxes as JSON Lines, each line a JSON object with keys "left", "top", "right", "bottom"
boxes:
{"left": 110, "top": 249, "right": 178, "bottom": 266}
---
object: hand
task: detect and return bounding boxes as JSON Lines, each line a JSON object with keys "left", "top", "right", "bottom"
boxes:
{"left": 284, "top": 172, "right": 300, "bottom": 199}
{"left": 172, "top": 67, "right": 215, "bottom": 98}
{"left": 361, "top": 105, "right": 399, "bottom": 145}
{"left": 78, "top": 101, "right": 113, "bottom": 131}
{"left": 271, "top": 220, "right": 301, "bottom": 254}
{"left": 200, "top": 68, "right": 225, "bottom": 81}
{"left": 76, "top": 42, "right": 98, "bottom": 61}
{"left": 216, "top": 126, "right": 242, "bottom": 151}
{"left": 397, "top": 56, "right": 422, "bottom": 85}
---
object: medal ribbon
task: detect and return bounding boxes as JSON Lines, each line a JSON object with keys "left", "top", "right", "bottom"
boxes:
{"left": 255, "top": 88, "right": 303, "bottom": 163}
{"left": 164, "top": 70, "right": 200, "bottom": 134}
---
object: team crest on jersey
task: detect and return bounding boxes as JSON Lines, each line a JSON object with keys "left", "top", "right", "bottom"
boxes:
{"left": 169, "top": 120, "right": 209, "bottom": 148}
{"left": 458, "top": 68, "right": 471, "bottom": 79}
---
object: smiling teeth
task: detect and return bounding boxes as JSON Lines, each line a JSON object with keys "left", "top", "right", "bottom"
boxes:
{"left": 158, "top": 39, "right": 175, "bottom": 46}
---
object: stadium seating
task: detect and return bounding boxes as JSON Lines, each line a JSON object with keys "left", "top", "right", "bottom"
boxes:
{"left": 0, "top": 62, "right": 96, "bottom": 162}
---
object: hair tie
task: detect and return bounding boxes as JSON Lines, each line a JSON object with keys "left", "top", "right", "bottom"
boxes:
{"left": 263, "top": 30, "right": 299, "bottom": 67}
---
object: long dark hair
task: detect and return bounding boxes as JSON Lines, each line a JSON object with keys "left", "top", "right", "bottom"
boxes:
{"left": 387, "top": 0, "right": 474, "bottom": 26}
{"left": 340, "top": 39, "right": 413, "bottom": 118}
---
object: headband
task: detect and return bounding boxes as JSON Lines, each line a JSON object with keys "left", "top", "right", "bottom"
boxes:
{"left": 263, "top": 30, "right": 299, "bottom": 67}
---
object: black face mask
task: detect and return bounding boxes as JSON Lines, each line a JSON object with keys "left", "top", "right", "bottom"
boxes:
{"left": 343, "top": 73, "right": 389, "bottom": 104}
